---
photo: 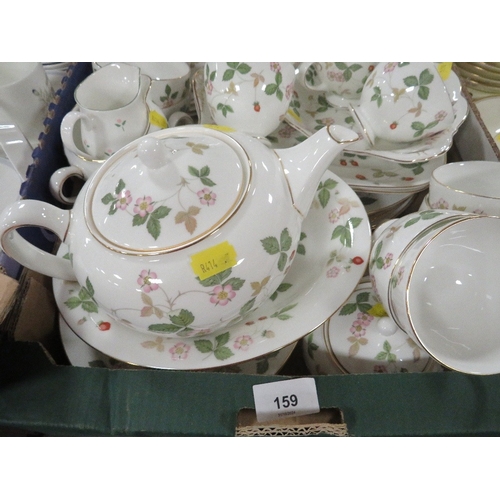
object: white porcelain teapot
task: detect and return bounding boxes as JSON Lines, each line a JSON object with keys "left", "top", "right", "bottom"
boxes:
{"left": 0, "top": 124, "right": 359, "bottom": 337}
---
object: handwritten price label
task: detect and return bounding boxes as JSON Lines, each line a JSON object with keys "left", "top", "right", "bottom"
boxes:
{"left": 190, "top": 241, "right": 237, "bottom": 280}
{"left": 252, "top": 378, "right": 320, "bottom": 423}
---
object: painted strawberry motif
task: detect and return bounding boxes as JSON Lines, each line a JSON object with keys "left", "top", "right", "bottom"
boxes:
{"left": 355, "top": 174, "right": 367, "bottom": 180}
{"left": 98, "top": 321, "right": 111, "bottom": 331}
{"left": 253, "top": 102, "right": 261, "bottom": 112}
{"left": 352, "top": 256, "right": 364, "bottom": 265}
{"left": 390, "top": 122, "right": 398, "bottom": 130}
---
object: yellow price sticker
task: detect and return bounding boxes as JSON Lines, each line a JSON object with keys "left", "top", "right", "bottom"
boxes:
{"left": 203, "top": 124, "right": 236, "bottom": 133}
{"left": 437, "top": 62, "right": 453, "bottom": 81}
{"left": 149, "top": 110, "right": 168, "bottom": 129}
{"left": 190, "top": 241, "right": 238, "bottom": 280}
{"left": 287, "top": 108, "right": 302, "bottom": 122}
{"left": 367, "top": 302, "right": 388, "bottom": 317}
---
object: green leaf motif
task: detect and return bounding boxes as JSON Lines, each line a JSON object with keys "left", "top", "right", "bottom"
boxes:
{"left": 148, "top": 309, "right": 195, "bottom": 334}
{"left": 277, "top": 252, "right": 288, "bottom": 272}
{"left": 147, "top": 216, "right": 161, "bottom": 240}
{"left": 170, "top": 309, "right": 195, "bottom": 327}
{"left": 223, "top": 277, "right": 245, "bottom": 291}
{"left": 115, "top": 179, "right": 126, "bottom": 195}
{"left": 270, "top": 303, "right": 297, "bottom": 320}
{"left": 418, "top": 68, "right": 434, "bottom": 86}
{"left": 81, "top": 301, "right": 99, "bottom": 314}
{"left": 194, "top": 331, "right": 234, "bottom": 361}
{"left": 197, "top": 269, "right": 232, "bottom": 287}
{"left": 64, "top": 296, "right": 83, "bottom": 310}
{"left": 318, "top": 188, "right": 330, "bottom": 208}
{"left": 265, "top": 83, "right": 278, "bottom": 96}
{"left": 222, "top": 63, "right": 251, "bottom": 81}
{"left": 152, "top": 206, "right": 171, "bottom": 219}
{"left": 280, "top": 228, "right": 292, "bottom": 252}
{"left": 101, "top": 193, "right": 115, "bottom": 205}
{"left": 216, "top": 103, "right": 234, "bottom": 118}
{"left": 403, "top": 75, "right": 419, "bottom": 88}
{"left": 240, "top": 297, "right": 256, "bottom": 316}
{"left": 261, "top": 236, "right": 280, "bottom": 255}
{"left": 307, "top": 334, "right": 319, "bottom": 359}
{"left": 132, "top": 214, "right": 146, "bottom": 226}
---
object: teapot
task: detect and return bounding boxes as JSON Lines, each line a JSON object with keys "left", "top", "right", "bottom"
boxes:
{"left": 0, "top": 124, "right": 359, "bottom": 338}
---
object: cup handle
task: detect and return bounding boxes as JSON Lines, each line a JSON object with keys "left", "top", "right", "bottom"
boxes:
{"left": 50, "top": 165, "right": 85, "bottom": 205}
{"left": 60, "top": 110, "right": 96, "bottom": 161}
{"left": 0, "top": 200, "right": 76, "bottom": 281}
{"left": 167, "top": 111, "right": 194, "bottom": 127}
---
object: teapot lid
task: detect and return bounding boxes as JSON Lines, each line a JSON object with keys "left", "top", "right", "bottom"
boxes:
{"left": 84, "top": 126, "right": 250, "bottom": 253}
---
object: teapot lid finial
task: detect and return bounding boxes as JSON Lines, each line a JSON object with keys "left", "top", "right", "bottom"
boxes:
{"left": 85, "top": 127, "right": 250, "bottom": 254}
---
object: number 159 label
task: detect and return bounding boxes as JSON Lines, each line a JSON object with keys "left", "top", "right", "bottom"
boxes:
{"left": 252, "top": 378, "right": 320, "bottom": 423}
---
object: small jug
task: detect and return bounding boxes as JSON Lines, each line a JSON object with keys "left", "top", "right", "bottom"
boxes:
{"left": 60, "top": 63, "right": 167, "bottom": 160}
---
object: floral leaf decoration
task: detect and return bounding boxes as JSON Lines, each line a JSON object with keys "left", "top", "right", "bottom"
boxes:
{"left": 194, "top": 331, "right": 234, "bottom": 360}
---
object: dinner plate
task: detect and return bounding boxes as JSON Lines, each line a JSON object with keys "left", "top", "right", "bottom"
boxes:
{"left": 475, "top": 95, "right": 500, "bottom": 148}
{"left": 53, "top": 169, "right": 371, "bottom": 370}
{"left": 58, "top": 314, "right": 297, "bottom": 374}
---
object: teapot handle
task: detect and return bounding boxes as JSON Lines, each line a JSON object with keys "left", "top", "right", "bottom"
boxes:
{"left": 0, "top": 200, "right": 76, "bottom": 281}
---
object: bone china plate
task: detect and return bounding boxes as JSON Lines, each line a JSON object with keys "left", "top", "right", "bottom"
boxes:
{"left": 58, "top": 314, "right": 297, "bottom": 374}
{"left": 53, "top": 170, "right": 371, "bottom": 370}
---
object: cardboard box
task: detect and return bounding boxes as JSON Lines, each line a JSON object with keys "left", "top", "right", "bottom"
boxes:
{"left": 2, "top": 64, "right": 500, "bottom": 437}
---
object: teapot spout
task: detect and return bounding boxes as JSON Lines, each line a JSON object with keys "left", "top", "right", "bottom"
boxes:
{"left": 275, "top": 124, "right": 359, "bottom": 218}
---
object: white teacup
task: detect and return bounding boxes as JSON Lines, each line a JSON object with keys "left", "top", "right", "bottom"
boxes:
{"left": 298, "top": 62, "right": 377, "bottom": 107}
{"left": 429, "top": 161, "right": 500, "bottom": 215}
{"left": 204, "top": 62, "right": 296, "bottom": 138}
{"left": 93, "top": 62, "right": 192, "bottom": 119}
{"left": 369, "top": 209, "right": 470, "bottom": 316}
{"left": 0, "top": 62, "right": 54, "bottom": 150}
{"left": 351, "top": 62, "right": 455, "bottom": 146}
{"left": 388, "top": 215, "right": 500, "bottom": 375}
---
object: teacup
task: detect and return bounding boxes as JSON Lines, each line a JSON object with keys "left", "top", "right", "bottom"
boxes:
{"left": 369, "top": 209, "right": 471, "bottom": 315}
{"left": 0, "top": 62, "right": 54, "bottom": 150}
{"left": 387, "top": 214, "right": 500, "bottom": 375}
{"left": 351, "top": 62, "right": 455, "bottom": 146}
{"left": 428, "top": 161, "right": 500, "bottom": 215}
{"left": 298, "top": 62, "right": 377, "bottom": 107}
{"left": 93, "top": 62, "right": 192, "bottom": 119}
{"left": 204, "top": 62, "right": 296, "bottom": 138}
{"left": 61, "top": 63, "right": 165, "bottom": 161}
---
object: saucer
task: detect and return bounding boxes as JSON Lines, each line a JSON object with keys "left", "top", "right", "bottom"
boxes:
{"left": 59, "top": 314, "right": 296, "bottom": 374}
{"left": 53, "top": 170, "right": 371, "bottom": 370}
